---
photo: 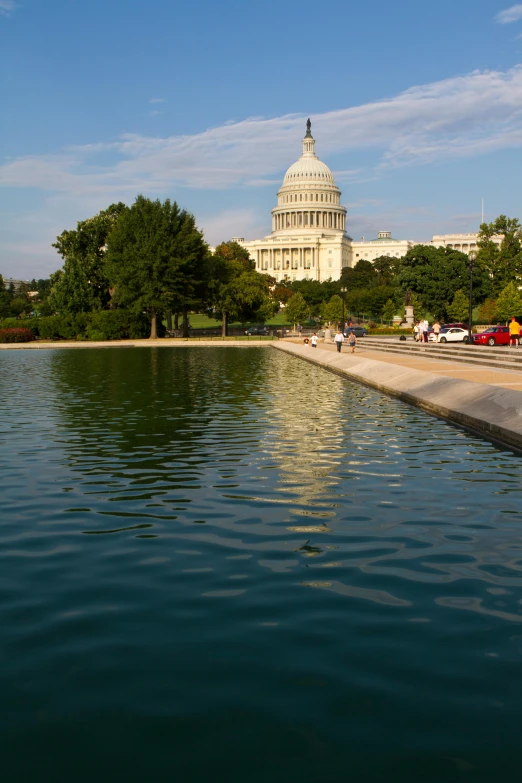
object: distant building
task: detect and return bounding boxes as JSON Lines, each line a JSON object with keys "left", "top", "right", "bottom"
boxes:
{"left": 2, "top": 278, "right": 31, "bottom": 291}
{"left": 430, "top": 233, "right": 501, "bottom": 256}
{"left": 351, "top": 231, "right": 415, "bottom": 263}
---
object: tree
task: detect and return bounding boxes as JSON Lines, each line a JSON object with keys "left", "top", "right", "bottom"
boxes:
{"left": 284, "top": 292, "right": 309, "bottom": 325}
{"left": 210, "top": 241, "right": 273, "bottom": 336}
{"left": 495, "top": 282, "right": 522, "bottom": 323}
{"left": 321, "top": 294, "right": 343, "bottom": 324}
{"left": 359, "top": 285, "right": 395, "bottom": 319}
{"left": 372, "top": 255, "right": 400, "bottom": 286}
{"left": 340, "top": 259, "right": 376, "bottom": 289}
{"left": 0, "top": 274, "right": 12, "bottom": 319}
{"left": 286, "top": 279, "right": 340, "bottom": 318}
{"left": 478, "top": 298, "right": 497, "bottom": 325}
{"left": 47, "top": 261, "right": 92, "bottom": 315}
{"left": 382, "top": 298, "right": 397, "bottom": 324}
{"left": 396, "top": 245, "right": 485, "bottom": 321}
{"left": 52, "top": 202, "right": 128, "bottom": 313}
{"left": 105, "top": 196, "right": 209, "bottom": 338}
{"left": 477, "top": 216, "right": 522, "bottom": 297}
{"left": 447, "top": 289, "right": 469, "bottom": 323}
{"left": 273, "top": 284, "right": 293, "bottom": 305}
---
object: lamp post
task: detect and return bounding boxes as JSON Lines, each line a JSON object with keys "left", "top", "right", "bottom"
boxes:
{"left": 340, "top": 286, "right": 347, "bottom": 332}
{"left": 468, "top": 251, "right": 476, "bottom": 346}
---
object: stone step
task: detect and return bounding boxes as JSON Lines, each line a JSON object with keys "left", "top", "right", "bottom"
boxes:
{"left": 366, "top": 338, "right": 522, "bottom": 361}
{"left": 360, "top": 339, "right": 522, "bottom": 373}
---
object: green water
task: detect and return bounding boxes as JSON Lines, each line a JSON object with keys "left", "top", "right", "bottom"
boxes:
{"left": 1, "top": 346, "right": 522, "bottom": 782}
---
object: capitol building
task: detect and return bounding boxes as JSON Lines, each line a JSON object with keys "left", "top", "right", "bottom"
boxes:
{"left": 237, "top": 121, "right": 352, "bottom": 282}
{"left": 235, "top": 121, "right": 495, "bottom": 282}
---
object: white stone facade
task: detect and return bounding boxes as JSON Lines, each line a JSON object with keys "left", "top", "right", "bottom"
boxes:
{"left": 431, "top": 233, "right": 502, "bottom": 255}
{"left": 351, "top": 231, "right": 415, "bottom": 263}
{"left": 240, "top": 122, "right": 352, "bottom": 283}
{"left": 236, "top": 123, "right": 500, "bottom": 279}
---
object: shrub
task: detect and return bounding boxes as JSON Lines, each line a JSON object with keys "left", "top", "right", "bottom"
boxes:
{"left": 86, "top": 310, "right": 150, "bottom": 340}
{"left": 87, "top": 330, "right": 107, "bottom": 342}
{"left": 0, "top": 328, "right": 34, "bottom": 343}
{"left": 1, "top": 310, "right": 154, "bottom": 341}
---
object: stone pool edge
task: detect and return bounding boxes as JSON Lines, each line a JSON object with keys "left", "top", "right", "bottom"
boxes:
{"left": 272, "top": 342, "right": 522, "bottom": 453}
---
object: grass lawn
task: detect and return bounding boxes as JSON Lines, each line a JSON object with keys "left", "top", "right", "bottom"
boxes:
{"left": 185, "top": 312, "right": 295, "bottom": 328}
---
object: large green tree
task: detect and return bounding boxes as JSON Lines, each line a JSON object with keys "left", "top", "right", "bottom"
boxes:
{"left": 210, "top": 241, "right": 275, "bottom": 335}
{"left": 321, "top": 294, "right": 343, "bottom": 324}
{"left": 447, "top": 289, "right": 469, "bottom": 323}
{"left": 477, "top": 215, "right": 522, "bottom": 297}
{"left": 286, "top": 279, "right": 339, "bottom": 318}
{"left": 495, "top": 281, "right": 522, "bottom": 323}
{"left": 396, "top": 245, "right": 485, "bottom": 321}
{"left": 340, "top": 259, "right": 376, "bottom": 290}
{"left": 284, "top": 291, "right": 309, "bottom": 325}
{"left": 105, "top": 196, "right": 209, "bottom": 338}
{"left": 50, "top": 202, "right": 128, "bottom": 313}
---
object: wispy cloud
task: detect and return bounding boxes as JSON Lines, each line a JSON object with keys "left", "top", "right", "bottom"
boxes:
{"left": 496, "top": 4, "right": 522, "bottom": 23}
{"left": 0, "top": 1, "right": 16, "bottom": 17}
{"left": 149, "top": 97, "right": 166, "bottom": 104}
{"left": 2, "top": 65, "right": 522, "bottom": 197}
{"left": 199, "top": 208, "right": 268, "bottom": 245}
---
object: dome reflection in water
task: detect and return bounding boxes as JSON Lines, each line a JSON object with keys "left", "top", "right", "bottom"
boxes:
{"left": 1, "top": 346, "right": 522, "bottom": 782}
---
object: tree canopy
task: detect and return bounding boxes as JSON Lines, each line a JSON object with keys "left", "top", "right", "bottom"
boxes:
{"left": 50, "top": 202, "right": 128, "bottom": 313}
{"left": 495, "top": 281, "right": 522, "bottom": 323}
{"left": 105, "top": 196, "right": 209, "bottom": 338}
{"left": 477, "top": 216, "right": 522, "bottom": 297}
{"left": 396, "top": 245, "right": 485, "bottom": 321}
{"left": 284, "top": 291, "right": 309, "bottom": 325}
{"left": 209, "top": 241, "right": 275, "bottom": 335}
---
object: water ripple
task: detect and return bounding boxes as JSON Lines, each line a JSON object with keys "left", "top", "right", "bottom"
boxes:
{"left": 2, "top": 346, "right": 522, "bottom": 780}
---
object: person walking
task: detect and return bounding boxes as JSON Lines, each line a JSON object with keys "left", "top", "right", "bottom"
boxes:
{"left": 432, "top": 321, "right": 441, "bottom": 343}
{"left": 422, "top": 319, "right": 430, "bottom": 343}
{"left": 311, "top": 333, "right": 318, "bottom": 348}
{"left": 348, "top": 330, "right": 357, "bottom": 353}
{"left": 334, "top": 330, "right": 345, "bottom": 353}
{"left": 509, "top": 316, "right": 520, "bottom": 348}
{"left": 413, "top": 322, "right": 419, "bottom": 342}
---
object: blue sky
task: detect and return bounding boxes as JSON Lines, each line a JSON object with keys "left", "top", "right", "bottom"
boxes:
{"left": 2, "top": 0, "right": 522, "bottom": 278}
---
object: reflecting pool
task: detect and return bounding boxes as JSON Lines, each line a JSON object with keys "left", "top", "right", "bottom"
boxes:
{"left": 1, "top": 347, "right": 522, "bottom": 781}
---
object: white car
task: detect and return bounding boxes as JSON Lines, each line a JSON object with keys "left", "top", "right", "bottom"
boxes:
{"left": 429, "top": 327, "right": 469, "bottom": 343}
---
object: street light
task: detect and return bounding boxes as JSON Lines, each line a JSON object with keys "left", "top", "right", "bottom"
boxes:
{"left": 340, "top": 286, "right": 347, "bottom": 332}
{"left": 468, "top": 251, "right": 476, "bottom": 346}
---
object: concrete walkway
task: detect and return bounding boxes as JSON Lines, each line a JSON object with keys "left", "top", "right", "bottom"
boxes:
{"left": 289, "top": 339, "right": 522, "bottom": 392}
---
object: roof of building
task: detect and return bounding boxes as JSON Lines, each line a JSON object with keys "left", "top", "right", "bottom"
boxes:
{"left": 283, "top": 157, "right": 336, "bottom": 186}
{"left": 281, "top": 122, "right": 337, "bottom": 188}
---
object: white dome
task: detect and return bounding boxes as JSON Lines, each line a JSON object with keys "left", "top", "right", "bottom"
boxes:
{"left": 283, "top": 157, "right": 336, "bottom": 186}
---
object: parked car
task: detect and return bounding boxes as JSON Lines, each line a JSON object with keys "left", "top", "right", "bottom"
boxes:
{"left": 429, "top": 327, "right": 469, "bottom": 343}
{"left": 472, "top": 325, "right": 517, "bottom": 346}
{"left": 245, "top": 325, "right": 269, "bottom": 336}
{"left": 344, "top": 326, "right": 368, "bottom": 338}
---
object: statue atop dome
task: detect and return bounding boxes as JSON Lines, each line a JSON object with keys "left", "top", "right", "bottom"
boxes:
{"left": 305, "top": 118, "right": 312, "bottom": 138}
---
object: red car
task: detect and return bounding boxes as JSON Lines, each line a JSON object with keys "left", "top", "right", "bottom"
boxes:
{"left": 472, "top": 325, "right": 521, "bottom": 346}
